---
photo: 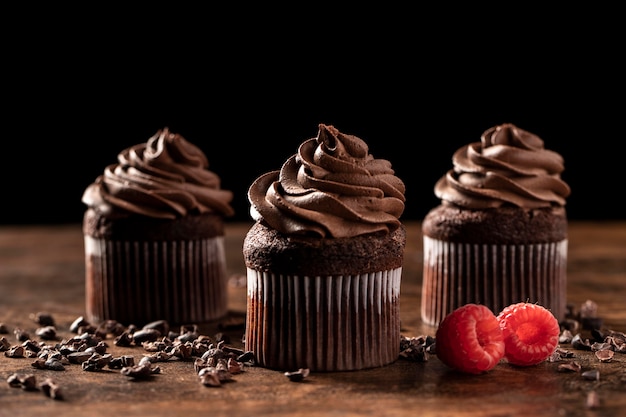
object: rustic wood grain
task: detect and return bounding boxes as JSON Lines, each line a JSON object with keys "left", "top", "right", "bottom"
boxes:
{"left": 1, "top": 221, "right": 625, "bottom": 417}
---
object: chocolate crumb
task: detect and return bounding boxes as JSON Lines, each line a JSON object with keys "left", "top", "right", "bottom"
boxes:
{"left": 30, "top": 312, "right": 55, "bottom": 327}
{"left": 558, "top": 361, "right": 582, "bottom": 373}
{"left": 39, "top": 377, "right": 63, "bottom": 400}
{"left": 594, "top": 350, "right": 614, "bottom": 362}
{"left": 284, "top": 368, "right": 310, "bottom": 382}
{"left": 582, "top": 369, "right": 600, "bottom": 381}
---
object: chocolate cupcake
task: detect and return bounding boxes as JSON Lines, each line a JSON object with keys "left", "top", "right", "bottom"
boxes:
{"left": 421, "top": 123, "right": 571, "bottom": 326}
{"left": 82, "top": 127, "right": 234, "bottom": 327}
{"left": 243, "top": 124, "right": 406, "bottom": 371}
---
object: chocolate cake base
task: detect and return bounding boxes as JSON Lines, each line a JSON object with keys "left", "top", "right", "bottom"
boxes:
{"left": 243, "top": 222, "right": 406, "bottom": 276}
{"left": 245, "top": 268, "right": 402, "bottom": 372}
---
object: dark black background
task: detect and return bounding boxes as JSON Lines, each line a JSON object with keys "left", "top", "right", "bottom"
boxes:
{"left": 2, "top": 9, "right": 623, "bottom": 224}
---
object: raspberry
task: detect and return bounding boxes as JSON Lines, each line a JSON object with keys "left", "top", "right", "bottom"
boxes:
{"left": 435, "top": 303, "right": 505, "bottom": 374}
{"left": 497, "top": 302, "right": 560, "bottom": 366}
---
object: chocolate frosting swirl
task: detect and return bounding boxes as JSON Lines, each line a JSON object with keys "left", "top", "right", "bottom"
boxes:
{"left": 248, "top": 124, "right": 406, "bottom": 238}
{"left": 435, "top": 123, "right": 570, "bottom": 209}
{"left": 82, "top": 128, "right": 235, "bottom": 219}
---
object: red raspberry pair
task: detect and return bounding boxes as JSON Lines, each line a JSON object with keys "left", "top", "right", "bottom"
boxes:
{"left": 435, "top": 302, "right": 560, "bottom": 374}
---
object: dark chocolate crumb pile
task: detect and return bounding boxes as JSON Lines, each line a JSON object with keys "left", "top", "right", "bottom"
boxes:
{"left": 399, "top": 335, "right": 435, "bottom": 362}
{"left": 552, "top": 299, "right": 626, "bottom": 410}
{"left": 559, "top": 300, "right": 626, "bottom": 354}
{"left": 6, "top": 373, "right": 64, "bottom": 400}
{"left": 1, "top": 313, "right": 257, "bottom": 399}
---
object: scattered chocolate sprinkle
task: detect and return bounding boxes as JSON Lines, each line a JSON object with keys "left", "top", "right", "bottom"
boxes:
{"left": 582, "top": 369, "right": 600, "bottom": 381}
{"left": 605, "top": 330, "right": 626, "bottom": 353}
{"left": 21, "top": 340, "right": 41, "bottom": 353}
{"left": 558, "top": 361, "right": 582, "bottom": 373}
{"left": 591, "top": 342, "right": 613, "bottom": 352}
{"left": 35, "top": 326, "right": 58, "bottom": 340}
{"left": 39, "top": 377, "right": 63, "bottom": 400}
{"left": 132, "top": 328, "right": 161, "bottom": 344}
{"left": 96, "top": 320, "right": 126, "bottom": 338}
{"left": 109, "top": 355, "right": 135, "bottom": 369}
{"left": 6, "top": 373, "right": 22, "bottom": 387}
{"left": 121, "top": 363, "right": 159, "bottom": 379}
{"left": 69, "top": 316, "right": 90, "bottom": 333}
{"left": 81, "top": 353, "right": 112, "bottom": 372}
{"left": 594, "top": 349, "right": 614, "bottom": 362}
{"left": 114, "top": 331, "right": 134, "bottom": 347}
{"left": 590, "top": 327, "right": 607, "bottom": 342}
{"left": 284, "top": 368, "right": 310, "bottom": 382}
{"left": 571, "top": 334, "right": 592, "bottom": 350}
{"left": 236, "top": 350, "right": 255, "bottom": 364}
{"left": 0, "top": 337, "right": 10, "bottom": 351}
{"left": 579, "top": 300, "right": 598, "bottom": 318}
{"left": 227, "top": 357, "right": 244, "bottom": 374}
{"left": 142, "top": 320, "right": 170, "bottom": 335}
{"left": 31, "top": 357, "right": 65, "bottom": 371}
{"left": 399, "top": 335, "right": 434, "bottom": 362}
{"left": 198, "top": 367, "right": 222, "bottom": 387}
{"left": 142, "top": 351, "right": 173, "bottom": 363}
{"left": 4, "top": 345, "right": 25, "bottom": 358}
{"left": 29, "top": 312, "right": 55, "bottom": 327}
{"left": 560, "top": 318, "right": 579, "bottom": 333}
{"left": 7, "top": 373, "right": 38, "bottom": 391}
{"left": 67, "top": 351, "right": 92, "bottom": 364}
{"left": 13, "top": 328, "right": 30, "bottom": 342}
{"left": 578, "top": 300, "right": 603, "bottom": 330}
{"left": 176, "top": 330, "right": 199, "bottom": 344}
{"left": 557, "top": 347, "right": 575, "bottom": 358}
{"left": 558, "top": 329, "right": 573, "bottom": 344}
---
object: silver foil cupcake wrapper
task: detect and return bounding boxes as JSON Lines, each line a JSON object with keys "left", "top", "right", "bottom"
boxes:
{"left": 85, "top": 236, "right": 228, "bottom": 326}
{"left": 421, "top": 236, "right": 568, "bottom": 326}
{"left": 245, "top": 268, "right": 402, "bottom": 372}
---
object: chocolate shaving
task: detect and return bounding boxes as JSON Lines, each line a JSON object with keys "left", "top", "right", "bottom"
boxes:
{"left": 595, "top": 349, "right": 614, "bottom": 362}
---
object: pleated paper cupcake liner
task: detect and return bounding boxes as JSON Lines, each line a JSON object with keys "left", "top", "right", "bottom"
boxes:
{"left": 421, "top": 236, "right": 567, "bottom": 327}
{"left": 84, "top": 236, "right": 228, "bottom": 326}
{"left": 245, "top": 268, "right": 402, "bottom": 372}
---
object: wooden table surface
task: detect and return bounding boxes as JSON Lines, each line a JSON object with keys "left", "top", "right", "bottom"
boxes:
{"left": 1, "top": 221, "right": 625, "bottom": 417}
